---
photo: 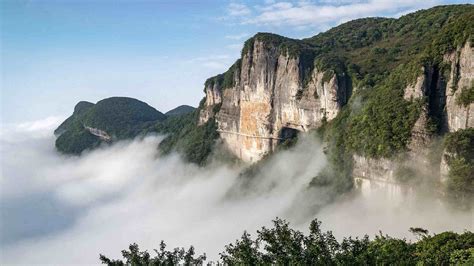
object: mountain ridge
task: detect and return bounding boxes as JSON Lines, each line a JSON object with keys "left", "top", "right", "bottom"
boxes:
{"left": 55, "top": 97, "right": 166, "bottom": 154}
{"left": 54, "top": 4, "right": 473, "bottom": 199}
{"left": 165, "top": 105, "right": 195, "bottom": 116}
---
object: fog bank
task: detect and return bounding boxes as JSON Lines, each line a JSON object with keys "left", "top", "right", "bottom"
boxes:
{"left": 0, "top": 117, "right": 472, "bottom": 264}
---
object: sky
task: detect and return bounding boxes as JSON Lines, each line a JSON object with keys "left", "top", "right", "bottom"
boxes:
{"left": 1, "top": 0, "right": 471, "bottom": 123}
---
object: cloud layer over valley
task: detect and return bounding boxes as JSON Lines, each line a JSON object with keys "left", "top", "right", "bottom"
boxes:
{"left": 0, "top": 117, "right": 472, "bottom": 264}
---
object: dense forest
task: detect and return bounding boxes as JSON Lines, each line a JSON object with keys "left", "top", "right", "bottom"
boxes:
{"left": 55, "top": 97, "right": 167, "bottom": 154}
{"left": 100, "top": 218, "right": 474, "bottom": 265}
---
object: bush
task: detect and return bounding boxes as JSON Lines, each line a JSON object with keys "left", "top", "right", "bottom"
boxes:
{"left": 154, "top": 111, "right": 219, "bottom": 165}
{"left": 101, "top": 218, "right": 474, "bottom": 265}
{"left": 456, "top": 84, "right": 474, "bottom": 107}
{"left": 444, "top": 128, "right": 474, "bottom": 198}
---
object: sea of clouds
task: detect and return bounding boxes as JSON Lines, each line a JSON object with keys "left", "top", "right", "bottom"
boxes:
{"left": 0, "top": 117, "right": 472, "bottom": 264}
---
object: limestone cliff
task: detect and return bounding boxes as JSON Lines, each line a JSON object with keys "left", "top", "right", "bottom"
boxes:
{"left": 200, "top": 39, "right": 472, "bottom": 172}
{"left": 192, "top": 6, "right": 473, "bottom": 199}
{"left": 445, "top": 42, "right": 474, "bottom": 131}
{"left": 200, "top": 34, "right": 349, "bottom": 162}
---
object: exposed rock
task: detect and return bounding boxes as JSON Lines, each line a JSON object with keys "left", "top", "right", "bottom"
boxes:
{"left": 353, "top": 42, "right": 473, "bottom": 183}
{"left": 439, "top": 150, "right": 450, "bottom": 184}
{"left": 403, "top": 74, "right": 426, "bottom": 100}
{"left": 202, "top": 38, "right": 348, "bottom": 162}
{"left": 444, "top": 42, "right": 474, "bottom": 131}
{"left": 198, "top": 79, "right": 223, "bottom": 125}
{"left": 55, "top": 97, "right": 165, "bottom": 155}
{"left": 84, "top": 126, "right": 111, "bottom": 141}
{"left": 352, "top": 155, "right": 398, "bottom": 183}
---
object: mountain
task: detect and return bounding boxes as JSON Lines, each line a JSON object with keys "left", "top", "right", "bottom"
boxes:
{"left": 55, "top": 5, "right": 473, "bottom": 197}
{"left": 55, "top": 97, "right": 166, "bottom": 154}
{"left": 55, "top": 101, "right": 95, "bottom": 136}
{"left": 165, "top": 105, "right": 195, "bottom": 116}
{"left": 200, "top": 5, "right": 473, "bottom": 162}
{"left": 197, "top": 4, "right": 473, "bottom": 197}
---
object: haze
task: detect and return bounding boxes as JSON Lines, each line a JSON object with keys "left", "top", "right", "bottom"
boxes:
{"left": 0, "top": 117, "right": 471, "bottom": 264}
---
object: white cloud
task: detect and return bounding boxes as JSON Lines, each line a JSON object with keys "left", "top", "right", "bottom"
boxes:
{"left": 225, "top": 33, "right": 250, "bottom": 40}
{"left": 228, "top": 0, "right": 440, "bottom": 27}
{"left": 186, "top": 54, "right": 235, "bottom": 70}
{"left": 226, "top": 43, "right": 243, "bottom": 51}
{"left": 1, "top": 117, "right": 472, "bottom": 264}
{"left": 0, "top": 118, "right": 327, "bottom": 263}
{"left": 228, "top": 3, "right": 252, "bottom": 16}
{"left": 0, "top": 116, "right": 65, "bottom": 141}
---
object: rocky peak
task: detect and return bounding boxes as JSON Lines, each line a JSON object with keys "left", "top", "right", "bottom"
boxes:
{"left": 200, "top": 33, "right": 348, "bottom": 162}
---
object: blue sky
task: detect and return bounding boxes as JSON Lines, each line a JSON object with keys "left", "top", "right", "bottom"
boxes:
{"left": 1, "top": 0, "right": 470, "bottom": 123}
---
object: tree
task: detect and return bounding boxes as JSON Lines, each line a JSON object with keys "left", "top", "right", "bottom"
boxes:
{"left": 99, "top": 241, "right": 206, "bottom": 266}
{"left": 219, "top": 231, "right": 262, "bottom": 265}
{"left": 100, "top": 218, "right": 474, "bottom": 265}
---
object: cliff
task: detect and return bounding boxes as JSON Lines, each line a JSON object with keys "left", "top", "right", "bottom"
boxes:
{"left": 196, "top": 5, "right": 473, "bottom": 197}
{"left": 54, "top": 5, "right": 473, "bottom": 196}
{"left": 200, "top": 6, "right": 473, "bottom": 165}
{"left": 200, "top": 34, "right": 349, "bottom": 162}
{"left": 354, "top": 41, "right": 474, "bottom": 186}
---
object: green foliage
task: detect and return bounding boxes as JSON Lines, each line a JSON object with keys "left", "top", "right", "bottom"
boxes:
{"left": 55, "top": 97, "right": 166, "bottom": 154}
{"left": 258, "top": 219, "right": 306, "bottom": 264}
{"left": 56, "top": 5, "right": 474, "bottom": 166}
{"left": 395, "top": 165, "right": 417, "bottom": 183}
{"left": 56, "top": 97, "right": 218, "bottom": 165}
{"left": 83, "top": 97, "right": 166, "bottom": 136}
{"left": 223, "top": 59, "right": 241, "bottom": 89}
{"left": 415, "top": 231, "right": 474, "bottom": 265}
{"left": 55, "top": 123, "right": 102, "bottom": 154}
{"left": 220, "top": 232, "right": 262, "bottom": 265}
{"left": 99, "top": 242, "right": 206, "bottom": 266}
{"left": 103, "top": 218, "right": 474, "bottom": 265}
{"left": 54, "top": 101, "right": 94, "bottom": 135}
{"left": 444, "top": 128, "right": 474, "bottom": 198}
{"left": 242, "top": 32, "right": 314, "bottom": 59}
{"left": 204, "top": 59, "right": 241, "bottom": 90}
{"left": 456, "top": 84, "right": 474, "bottom": 107}
{"left": 450, "top": 247, "right": 474, "bottom": 265}
{"left": 164, "top": 105, "right": 195, "bottom": 116}
{"left": 346, "top": 70, "right": 422, "bottom": 158}
{"left": 154, "top": 111, "right": 219, "bottom": 165}
{"left": 306, "top": 5, "right": 473, "bottom": 89}
{"left": 312, "top": 108, "right": 354, "bottom": 194}
{"left": 234, "top": 5, "right": 472, "bottom": 161}
{"left": 367, "top": 235, "right": 416, "bottom": 264}
{"left": 222, "top": 221, "right": 474, "bottom": 265}
{"left": 204, "top": 73, "right": 223, "bottom": 91}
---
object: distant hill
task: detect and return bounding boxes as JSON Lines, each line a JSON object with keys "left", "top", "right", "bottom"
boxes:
{"left": 55, "top": 97, "right": 166, "bottom": 154}
{"left": 165, "top": 105, "right": 195, "bottom": 116}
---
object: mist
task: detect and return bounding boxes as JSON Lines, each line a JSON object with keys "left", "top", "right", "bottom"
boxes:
{"left": 0, "top": 117, "right": 472, "bottom": 264}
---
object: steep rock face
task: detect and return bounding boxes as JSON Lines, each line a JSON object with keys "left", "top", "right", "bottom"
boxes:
{"left": 353, "top": 42, "right": 474, "bottom": 184}
{"left": 445, "top": 42, "right": 474, "bottom": 131}
{"left": 202, "top": 38, "right": 348, "bottom": 162}
{"left": 352, "top": 72, "right": 431, "bottom": 184}
{"left": 440, "top": 42, "right": 474, "bottom": 182}
{"left": 353, "top": 155, "right": 398, "bottom": 183}
{"left": 198, "top": 81, "right": 222, "bottom": 125}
